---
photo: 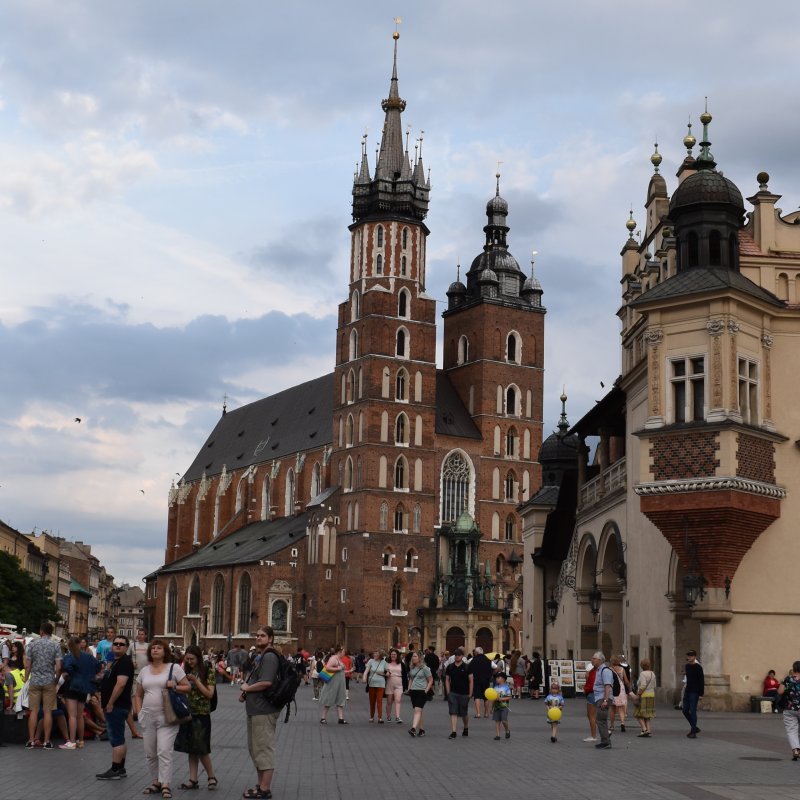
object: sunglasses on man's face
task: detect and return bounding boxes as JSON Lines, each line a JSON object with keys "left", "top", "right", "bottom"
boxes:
{"left": 112, "top": 642, "right": 127, "bottom": 647}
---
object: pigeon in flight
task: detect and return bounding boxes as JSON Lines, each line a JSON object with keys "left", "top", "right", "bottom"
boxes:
{"left": 74, "top": 417, "right": 82, "bottom": 423}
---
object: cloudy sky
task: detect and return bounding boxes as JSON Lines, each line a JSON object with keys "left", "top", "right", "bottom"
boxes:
{"left": 2, "top": 1, "right": 799, "bottom": 586}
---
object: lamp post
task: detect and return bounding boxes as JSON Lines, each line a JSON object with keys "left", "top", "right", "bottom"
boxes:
{"left": 681, "top": 516, "right": 707, "bottom": 607}
{"left": 588, "top": 583, "right": 602, "bottom": 617}
{"left": 546, "top": 590, "right": 559, "bottom": 625}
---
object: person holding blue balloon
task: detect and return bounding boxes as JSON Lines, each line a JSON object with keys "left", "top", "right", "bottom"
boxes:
{"left": 544, "top": 680, "right": 565, "bottom": 743}
{"left": 487, "top": 673, "right": 512, "bottom": 740}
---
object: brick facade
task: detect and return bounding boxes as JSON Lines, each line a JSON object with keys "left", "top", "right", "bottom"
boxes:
{"left": 735, "top": 433, "right": 775, "bottom": 483}
{"left": 650, "top": 429, "right": 719, "bottom": 481}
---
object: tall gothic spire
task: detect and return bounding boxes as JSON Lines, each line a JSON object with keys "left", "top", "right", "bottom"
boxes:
{"left": 351, "top": 31, "right": 430, "bottom": 223}
{"left": 376, "top": 32, "right": 407, "bottom": 179}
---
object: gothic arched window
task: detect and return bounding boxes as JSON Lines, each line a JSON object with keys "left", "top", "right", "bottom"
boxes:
{"left": 211, "top": 575, "right": 224, "bottom": 634}
{"left": 237, "top": 573, "right": 251, "bottom": 634}
{"left": 441, "top": 451, "right": 472, "bottom": 523}
{"left": 188, "top": 576, "right": 200, "bottom": 616}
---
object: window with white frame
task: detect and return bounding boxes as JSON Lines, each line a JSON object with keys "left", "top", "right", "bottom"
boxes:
{"left": 395, "top": 368, "right": 408, "bottom": 401}
{"left": 395, "top": 413, "right": 408, "bottom": 445}
{"left": 738, "top": 357, "right": 759, "bottom": 425}
{"left": 394, "top": 457, "right": 407, "bottom": 490}
{"left": 394, "top": 504, "right": 406, "bottom": 533}
{"left": 382, "top": 548, "right": 395, "bottom": 568}
{"left": 391, "top": 581, "right": 403, "bottom": 611}
{"left": 458, "top": 335, "right": 469, "bottom": 365}
{"left": 670, "top": 355, "right": 705, "bottom": 423}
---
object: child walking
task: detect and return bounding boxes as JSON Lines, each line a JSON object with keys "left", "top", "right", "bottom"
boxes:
{"left": 493, "top": 673, "right": 512, "bottom": 740}
{"left": 544, "top": 680, "right": 565, "bottom": 743}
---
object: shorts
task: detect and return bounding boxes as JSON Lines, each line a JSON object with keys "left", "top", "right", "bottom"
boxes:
{"left": 409, "top": 690, "right": 428, "bottom": 709}
{"left": 28, "top": 683, "right": 58, "bottom": 715}
{"left": 106, "top": 706, "right": 129, "bottom": 747}
{"left": 447, "top": 692, "right": 470, "bottom": 717}
{"left": 493, "top": 706, "right": 509, "bottom": 722}
{"left": 63, "top": 689, "right": 89, "bottom": 702}
{"left": 247, "top": 712, "right": 279, "bottom": 771}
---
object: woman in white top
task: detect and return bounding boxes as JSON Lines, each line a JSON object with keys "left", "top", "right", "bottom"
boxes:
{"left": 364, "top": 650, "right": 389, "bottom": 723}
{"left": 133, "top": 638, "right": 190, "bottom": 799}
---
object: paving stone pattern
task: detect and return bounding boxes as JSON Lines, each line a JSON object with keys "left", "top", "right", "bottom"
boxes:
{"left": 3, "top": 682, "right": 799, "bottom": 800}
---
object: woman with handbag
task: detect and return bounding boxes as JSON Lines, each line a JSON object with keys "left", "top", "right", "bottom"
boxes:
{"left": 174, "top": 645, "right": 218, "bottom": 790}
{"left": 633, "top": 658, "right": 657, "bottom": 737}
{"left": 364, "top": 650, "right": 389, "bottom": 723}
{"left": 406, "top": 651, "right": 433, "bottom": 737}
{"left": 776, "top": 660, "right": 800, "bottom": 760}
{"left": 133, "top": 638, "right": 191, "bottom": 799}
{"left": 319, "top": 645, "right": 348, "bottom": 724}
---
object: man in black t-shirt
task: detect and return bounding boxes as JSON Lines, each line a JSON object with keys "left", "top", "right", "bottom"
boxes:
{"left": 96, "top": 635, "right": 134, "bottom": 780}
{"left": 445, "top": 648, "right": 473, "bottom": 739}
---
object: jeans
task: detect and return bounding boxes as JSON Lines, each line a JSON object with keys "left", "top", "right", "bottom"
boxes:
{"left": 682, "top": 691, "right": 700, "bottom": 731}
{"left": 595, "top": 700, "right": 610, "bottom": 745}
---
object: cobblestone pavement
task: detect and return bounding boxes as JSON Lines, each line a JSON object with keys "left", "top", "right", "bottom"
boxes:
{"left": 3, "top": 683, "right": 798, "bottom": 800}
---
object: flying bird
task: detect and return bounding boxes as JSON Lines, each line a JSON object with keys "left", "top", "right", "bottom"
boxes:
{"left": 74, "top": 417, "right": 81, "bottom": 423}
{"left": 140, "top": 489, "right": 145, "bottom": 494}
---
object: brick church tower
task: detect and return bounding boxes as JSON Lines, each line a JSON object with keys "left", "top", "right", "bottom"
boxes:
{"left": 330, "top": 32, "right": 438, "bottom": 646}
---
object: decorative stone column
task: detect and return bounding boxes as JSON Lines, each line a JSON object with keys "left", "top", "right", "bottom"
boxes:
{"left": 692, "top": 587, "right": 733, "bottom": 710}
{"left": 706, "top": 318, "right": 726, "bottom": 422}
{"left": 761, "top": 332, "right": 775, "bottom": 431}
{"left": 644, "top": 328, "right": 664, "bottom": 428}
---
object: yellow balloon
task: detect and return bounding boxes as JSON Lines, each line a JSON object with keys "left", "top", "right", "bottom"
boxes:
{"left": 547, "top": 707, "right": 562, "bottom": 722}
{"left": 484, "top": 687, "right": 499, "bottom": 701}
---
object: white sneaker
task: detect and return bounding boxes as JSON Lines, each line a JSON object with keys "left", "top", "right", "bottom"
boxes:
{"left": 583, "top": 737, "right": 598, "bottom": 742}
{"left": 59, "top": 741, "right": 77, "bottom": 750}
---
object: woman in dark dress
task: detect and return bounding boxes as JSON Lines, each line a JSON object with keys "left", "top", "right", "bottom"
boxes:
{"left": 527, "top": 652, "right": 543, "bottom": 699}
{"left": 175, "top": 645, "right": 218, "bottom": 790}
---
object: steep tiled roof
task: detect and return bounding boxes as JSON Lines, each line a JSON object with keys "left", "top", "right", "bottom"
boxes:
{"left": 158, "top": 512, "right": 311, "bottom": 573}
{"left": 435, "top": 371, "right": 482, "bottom": 439}
{"left": 183, "top": 374, "right": 334, "bottom": 482}
{"left": 630, "top": 266, "right": 783, "bottom": 308}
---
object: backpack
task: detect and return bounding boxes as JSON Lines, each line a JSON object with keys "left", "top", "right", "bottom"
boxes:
{"left": 262, "top": 648, "right": 302, "bottom": 723}
{"left": 605, "top": 666, "right": 621, "bottom": 697}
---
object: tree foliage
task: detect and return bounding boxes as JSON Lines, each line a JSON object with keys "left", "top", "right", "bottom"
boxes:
{"left": 0, "top": 551, "right": 61, "bottom": 632}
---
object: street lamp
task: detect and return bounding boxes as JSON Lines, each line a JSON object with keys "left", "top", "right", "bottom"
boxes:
{"left": 588, "top": 583, "right": 602, "bottom": 617}
{"left": 546, "top": 590, "right": 559, "bottom": 625}
{"left": 682, "top": 572, "right": 706, "bottom": 607}
{"left": 681, "top": 516, "right": 706, "bottom": 607}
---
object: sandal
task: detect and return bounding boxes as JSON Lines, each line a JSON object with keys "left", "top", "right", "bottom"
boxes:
{"left": 143, "top": 785, "right": 163, "bottom": 796}
{"left": 208, "top": 778, "right": 218, "bottom": 790}
{"left": 242, "top": 789, "right": 271, "bottom": 799}
{"left": 179, "top": 781, "right": 199, "bottom": 790}
{"left": 319, "top": 718, "right": 327, "bottom": 724}
{"left": 162, "top": 789, "right": 173, "bottom": 800}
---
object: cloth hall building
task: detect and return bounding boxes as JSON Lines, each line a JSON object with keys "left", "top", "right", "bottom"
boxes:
{"left": 148, "top": 37, "right": 546, "bottom": 656}
{"left": 520, "top": 110, "right": 800, "bottom": 710}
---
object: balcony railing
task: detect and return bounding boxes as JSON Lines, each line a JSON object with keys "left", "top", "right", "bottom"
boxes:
{"left": 579, "top": 456, "right": 627, "bottom": 509}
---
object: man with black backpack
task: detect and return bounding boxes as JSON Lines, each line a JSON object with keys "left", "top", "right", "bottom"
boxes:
{"left": 590, "top": 651, "right": 616, "bottom": 750}
{"left": 239, "top": 626, "right": 281, "bottom": 800}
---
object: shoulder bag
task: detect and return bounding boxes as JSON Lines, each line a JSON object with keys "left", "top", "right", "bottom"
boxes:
{"left": 162, "top": 664, "right": 192, "bottom": 725}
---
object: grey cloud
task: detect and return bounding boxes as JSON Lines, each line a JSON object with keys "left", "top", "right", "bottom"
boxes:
{"left": 247, "top": 215, "right": 343, "bottom": 285}
{"left": 0, "top": 302, "right": 336, "bottom": 412}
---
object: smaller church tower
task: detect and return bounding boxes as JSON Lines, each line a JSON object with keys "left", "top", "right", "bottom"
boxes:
{"left": 442, "top": 177, "right": 545, "bottom": 539}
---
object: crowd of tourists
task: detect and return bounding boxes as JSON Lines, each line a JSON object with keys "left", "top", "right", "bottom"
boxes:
{"left": 3, "top": 624, "right": 800, "bottom": 800}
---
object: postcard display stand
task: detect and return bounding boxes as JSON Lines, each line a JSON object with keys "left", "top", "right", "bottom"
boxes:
{"left": 548, "top": 659, "right": 589, "bottom": 699}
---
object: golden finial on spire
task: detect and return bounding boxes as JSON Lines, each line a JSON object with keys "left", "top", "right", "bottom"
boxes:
{"left": 496, "top": 161, "right": 503, "bottom": 195}
{"left": 651, "top": 141, "right": 662, "bottom": 173}
{"left": 683, "top": 117, "right": 696, "bottom": 155}
{"left": 626, "top": 208, "right": 637, "bottom": 239}
{"left": 699, "top": 96, "right": 711, "bottom": 126}
{"left": 393, "top": 16, "right": 402, "bottom": 39}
